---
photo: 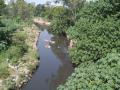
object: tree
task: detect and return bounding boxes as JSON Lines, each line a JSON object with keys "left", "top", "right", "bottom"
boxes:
{"left": 0, "top": 0, "right": 6, "bottom": 16}
{"left": 55, "top": 0, "right": 85, "bottom": 22}
{"left": 49, "top": 6, "right": 74, "bottom": 35}
{"left": 46, "top": 1, "right": 51, "bottom": 6}
{"left": 15, "top": 0, "right": 27, "bottom": 19}
{"left": 27, "top": 2, "right": 35, "bottom": 18}
{"left": 7, "top": 0, "right": 35, "bottom": 20}
{"left": 7, "top": 0, "right": 17, "bottom": 18}
{"left": 34, "top": 4, "right": 45, "bottom": 17}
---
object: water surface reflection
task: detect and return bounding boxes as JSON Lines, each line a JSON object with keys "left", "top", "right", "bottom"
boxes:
{"left": 23, "top": 29, "right": 73, "bottom": 90}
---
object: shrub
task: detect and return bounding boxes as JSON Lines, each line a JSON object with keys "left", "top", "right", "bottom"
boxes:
{"left": 58, "top": 53, "right": 120, "bottom": 90}
{"left": 0, "top": 62, "right": 9, "bottom": 79}
{"left": 3, "top": 78, "right": 16, "bottom": 90}
{"left": 49, "top": 8, "right": 74, "bottom": 35}
{"left": 0, "top": 19, "right": 17, "bottom": 51}
{"left": 6, "top": 45, "right": 27, "bottom": 65}
{"left": 12, "top": 31, "right": 27, "bottom": 45}
{"left": 56, "top": 0, "right": 120, "bottom": 89}
{"left": 0, "top": 41, "right": 7, "bottom": 51}
{"left": 12, "top": 31, "right": 28, "bottom": 53}
{"left": 68, "top": 17, "right": 120, "bottom": 65}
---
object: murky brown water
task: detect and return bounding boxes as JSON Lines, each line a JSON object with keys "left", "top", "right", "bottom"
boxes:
{"left": 22, "top": 28, "right": 73, "bottom": 90}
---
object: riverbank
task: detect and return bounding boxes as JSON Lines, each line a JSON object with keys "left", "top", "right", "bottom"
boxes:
{"left": 33, "top": 18, "right": 51, "bottom": 26}
{"left": 22, "top": 26, "right": 74, "bottom": 90}
{"left": 0, "top": 24, "right": 40, "bottom": 90}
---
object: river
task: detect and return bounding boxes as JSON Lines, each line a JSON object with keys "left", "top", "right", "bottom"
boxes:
{"left": 22, "top": 27, "right": 73, "bottom": 90}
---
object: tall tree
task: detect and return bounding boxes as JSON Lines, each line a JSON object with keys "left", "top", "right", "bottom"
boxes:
{"left": 15, "top": 0, "right": 27, "bottom": 19}
{"left": 7, "top": 0, "right": 17, "bottom": 18}
{"left": 55, "top": 0, "right": 85, "bottom": 22}
{"left": 27, "top": 2, "right": 35, "bottom": 18}
{"left": 34, "top": 4, "right": 45, "bottom": 17}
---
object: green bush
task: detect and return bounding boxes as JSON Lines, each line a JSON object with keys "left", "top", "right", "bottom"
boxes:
{"left": 49, "top": 8, "right": 74, "bottom": 35}
{"left": 55, "top": 0, "right": 120, "bottom": 89}
{"left": 68, "top": 17, "right": 120, "bottom": 65}
{"left": 3, "top": 78, "right": 16, "bottom": 90}
{"left": 0, "top": 62, "right": 9, "bottom": 79}
{"left": 0, "top": 41, "right": 7, "bottom": 51}
{"left": 6, "top": 45, "right": 27, "bottom": 65}
{"left": 12, "top": 31, "right": 28, "bottom": 53}
{"left": 0, "top": 19, "right": 28, "bottom": 65}
{"left": 58, "top": 53, "right": 120, "bottom": 90}
{"left": 66, "top": 0, "right": 120, "bottom": 65}
{"left": 12, "top": 31, "right": 27, "bottom": 45}
{"left": 0, "top": 19, "right": 17, "bottom": 51}
{"left": 6, "top": 46, "right": 22, "bottom": 59}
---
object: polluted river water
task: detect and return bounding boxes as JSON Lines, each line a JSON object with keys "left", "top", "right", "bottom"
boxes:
{"left": 22, "top": 27, "right": 73, "bottom": 90}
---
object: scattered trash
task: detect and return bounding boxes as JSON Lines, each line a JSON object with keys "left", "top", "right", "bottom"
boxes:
{"left": 50, "top": 41, "right": 55, "bottom": 44}
{"left": 44, "top": 39, "right": 55, "bottom": 48}
{"left": 45, "top": 45, "right": 51, "bottom": 48}
{"left": 44, "top": 39, "right": 55, "bottom": 44}
{"left": 44, "top": 39, "right": 50, "bottom": 42}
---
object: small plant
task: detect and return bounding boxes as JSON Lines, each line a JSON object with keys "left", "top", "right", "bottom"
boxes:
{"left": 0, "top": 62, "right": 9, "bottom": 79}
{"left": 3, "top": 78, "right": 16, "bottom": 90}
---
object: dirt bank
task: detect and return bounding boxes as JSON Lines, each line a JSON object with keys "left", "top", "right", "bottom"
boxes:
{"left": 0, "top": 24, "right": 40, "bottom": 90}
{"left": 33, "top": 18, "right": 51, "bottom": 26}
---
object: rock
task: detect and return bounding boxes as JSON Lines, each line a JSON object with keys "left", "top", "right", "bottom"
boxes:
{"left": 0, "top": 80, "right": 3, "bottom": 87}
{"left": 69, "top": 39, "right": 77, "bottom": 48}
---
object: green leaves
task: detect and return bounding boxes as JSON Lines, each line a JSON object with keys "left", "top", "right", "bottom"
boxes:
{"left": 49, "top": 7, "right": 74, "bottom": 35}
{"left": 34, "top": 4, "right": 45, "bottom": 17}
{"left": 0, "top": 19, "right": 28, "bottom": 65}
{"left": 0, "top": 62, "right": 9, "bottom": 79}
{"left": 0, "top": 41, "right": 7, "bottom": 51}
{"left": 68, "top": 13, "right": 120, "bottom": 64}
{"left": 56, "top": 0, "right": 120, "bottom": 89}
{"left": 0, "top": 19, "right": 17, "bottom": 51}
{"left": 58, "top": 53, "right": 120, "bottom": 90}
{"left": 0, "top": 0, "right": 6, "bottom": 16}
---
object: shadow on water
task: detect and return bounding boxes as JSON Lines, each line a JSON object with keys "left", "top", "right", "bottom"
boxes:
{"left": 22, "top": 26, "right": 73, "bottom": 90}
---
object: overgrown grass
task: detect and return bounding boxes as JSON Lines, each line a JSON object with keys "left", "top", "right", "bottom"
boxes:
{"left": 0, "top": 62, "right": 9, "bottom": 79}
{"left": 0, "top": 18, "right": 39, "bottom": 90}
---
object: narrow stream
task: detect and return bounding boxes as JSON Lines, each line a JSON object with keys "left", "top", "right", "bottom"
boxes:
{"left": 23, "top": 27, "right": 73, "bottom": 90}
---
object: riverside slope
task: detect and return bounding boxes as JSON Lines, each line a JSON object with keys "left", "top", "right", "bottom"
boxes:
{"left": 0, "top": 24, "right": 40, "bottom": 90}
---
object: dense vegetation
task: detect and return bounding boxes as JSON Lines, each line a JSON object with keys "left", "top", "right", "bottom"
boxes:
{"left": 58, "top": 53, "right": 120, "bottom": 90}
{"left": 0, "top": 0, "right": 38, "bottom": 89}
{"left": 44, "top": 0, "right": 120, "bottom": 89}
{"left": 1, "top": 0, "right": 120, "bottom": 89}
{"left": 0, "top": 0, "right": 26, "bottom": 78}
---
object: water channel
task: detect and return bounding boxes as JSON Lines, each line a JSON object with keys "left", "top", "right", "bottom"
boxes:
{"left": 23, "top": 26, "right": 73, "bottom": 90}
